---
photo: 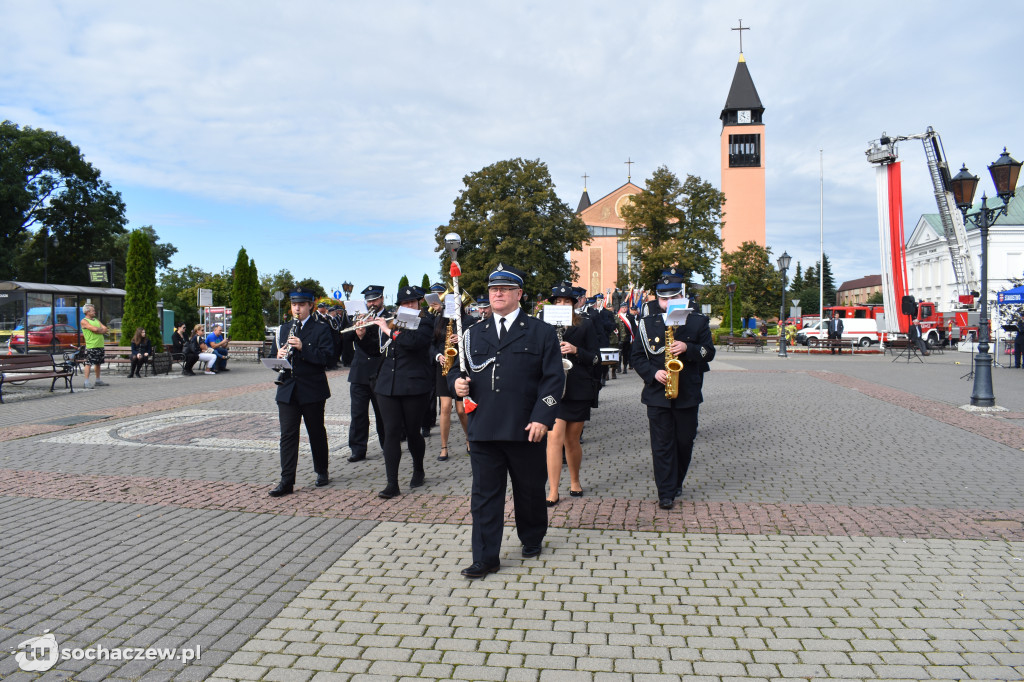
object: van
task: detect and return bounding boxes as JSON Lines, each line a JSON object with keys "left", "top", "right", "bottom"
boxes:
{"left": 795, "top": 318, "right": 882, "bottom": 347}
{"left": 16, "top": 306, "right": 85, "bottom": 330}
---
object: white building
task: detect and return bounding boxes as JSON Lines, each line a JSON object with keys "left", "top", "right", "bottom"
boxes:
{"left": 906, "top": 187, "right": 1024, "bottom": 318}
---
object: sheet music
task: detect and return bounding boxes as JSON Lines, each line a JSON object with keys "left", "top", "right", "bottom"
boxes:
{"left": 344, "top": 299, "right": 368, "bottom": 316}
{"left": 543, "top": 304, "right": 574, "bottom": 326}
{"left": 395, "top": 306, "right": 422, "bottom": 330}
{"left": 261, "top": 358, "right": 292, "bottom": 371}
{"left": 444, "top": 296, "right": 460, "bottom": 318}
{"left": 665, "top": 302, "right": 691, "bottom": 326}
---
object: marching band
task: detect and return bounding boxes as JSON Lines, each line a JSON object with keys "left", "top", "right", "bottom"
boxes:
{"left": 265, "top": 252, "right": 715, "bottom": 578}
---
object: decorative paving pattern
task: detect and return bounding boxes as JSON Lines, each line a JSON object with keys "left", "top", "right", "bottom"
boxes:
{"left": 211, "top": 522, "right": 1024, "bottom": 682}
{"left": 4, "top": 470, "right": 1024, "bottom": 542}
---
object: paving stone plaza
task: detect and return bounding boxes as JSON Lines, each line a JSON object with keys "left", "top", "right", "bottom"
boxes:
{"left": 1, "top": 350, "right": 1022, "bottom": 681}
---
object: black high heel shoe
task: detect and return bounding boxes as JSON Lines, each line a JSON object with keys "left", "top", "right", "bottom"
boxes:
{"left": 546, "top": 495, "right": 559, "bottom": 507}
{"left": 569, "top": 488, "right": 583, "bottom": 497}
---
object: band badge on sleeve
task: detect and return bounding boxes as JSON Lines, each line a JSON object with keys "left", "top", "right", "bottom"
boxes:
{"left": 542, "top": 395, "right": 556, "bottom": 407}
{"left": 700, "top": 346, "right": 707, "bottom": 358}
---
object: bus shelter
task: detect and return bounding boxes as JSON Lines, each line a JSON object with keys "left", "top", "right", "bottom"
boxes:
{"left": 0, "top": 281, "right": 126, "bottom": 354}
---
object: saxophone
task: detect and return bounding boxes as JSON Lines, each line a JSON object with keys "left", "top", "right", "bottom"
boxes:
{"left": 664, "top": 324, "right": 683, "bottom": 399}
{"left": 441, "top": 317, "right": 457, "bottom": 376}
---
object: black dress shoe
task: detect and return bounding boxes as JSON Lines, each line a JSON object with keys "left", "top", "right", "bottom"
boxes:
{"left": 378, "top": 486, "right": 400, "bottom": 499}
{"left": 522, "top": 545, "right": 542, "bottom": 558}
{"left": 410, "top": 470, "right": 425, "bottom": 488}
{"left": 460, "top": 561, "right": 500, "bottom": 579}
{"left": 315, "top": 474, "right": 330, "bottom": 487}
{"left": 546, "top": 496, "right": 559, "bottom": 507}
{"left": 659, "top": 498, "right": 674, "bottom": 510}
{"left": 268, "top": 483, "right": 293, "bottom": 497}
{"left": 569, "top": 489, "right": 583, "bottom": 497}
{"left": 348, "top": 453, "right": 366, "bottom": 462}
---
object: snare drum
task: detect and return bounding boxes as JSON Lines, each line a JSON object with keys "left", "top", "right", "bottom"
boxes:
{"left": 600, "top": 347, "right": 620, "bottom": 366}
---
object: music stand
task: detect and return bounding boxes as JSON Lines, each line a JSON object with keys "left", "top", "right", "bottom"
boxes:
{"left": 960, "top": 333, "right": 976, "bottom": 381}
{"left": 891, "top": 336, "right": 923, "bottom": 364}
{"left": 999, "top": 324, "right": 1019, "bottom": 369}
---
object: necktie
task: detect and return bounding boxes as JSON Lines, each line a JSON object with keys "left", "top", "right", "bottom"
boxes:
{"left": 499, "top": 317, "right": 507, "bottom": 340}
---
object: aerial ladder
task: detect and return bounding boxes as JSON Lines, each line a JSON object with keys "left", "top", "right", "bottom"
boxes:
{"left": 866, "top": 127, "right": 978, "bottom": 298}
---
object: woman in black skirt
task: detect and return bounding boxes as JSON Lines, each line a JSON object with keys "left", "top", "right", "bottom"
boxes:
{"left": 544, "top": 283, "right": 600, "bottom": 506}
{"left": 356, "top": 286, "right": 435, "bottom": 499}
{"left": 430, "top": 296, "right": 475, "bottom": 461}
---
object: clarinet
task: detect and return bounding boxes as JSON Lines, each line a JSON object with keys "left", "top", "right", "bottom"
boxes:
{"left": 274, "top": 319, "right": 297, "bottom": 385}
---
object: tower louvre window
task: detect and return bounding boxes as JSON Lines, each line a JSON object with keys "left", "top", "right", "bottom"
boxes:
{"left": 728, "top": 134, "right": 761, "bottom": 167}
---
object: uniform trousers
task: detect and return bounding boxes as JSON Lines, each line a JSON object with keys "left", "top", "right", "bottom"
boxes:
{"left": 277, "top": 398, "right": 329, "bottom": 486}
{"left": 469, "top": 440, "right": 548, "bottom": 565}
{"left": 646, "top": 404, "right": 699, "bottom": 501}
{"left": 376, "top": 393, "right": 430, "bottom": 487}
{"left": 348, "top": 382, "right": 384, "bottom": 457}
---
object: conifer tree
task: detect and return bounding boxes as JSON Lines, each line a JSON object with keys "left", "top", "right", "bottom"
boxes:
{"left": 228, "top": 247, "right": 263, "bottom": 340}
{"left": 121, "top": 229, "right": 161, "bottom": 349}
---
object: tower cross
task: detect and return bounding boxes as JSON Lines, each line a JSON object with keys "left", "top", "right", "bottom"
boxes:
{"left": 732, "top": 19, "right": 750, "bottom": 53}
{"left": 581, "top": 172, "right": 589, "bottom": 191}
{"left": 624, "top": 158, "right": 634, "bottom": 182}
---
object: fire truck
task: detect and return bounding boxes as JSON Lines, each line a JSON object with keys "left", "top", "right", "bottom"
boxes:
{"left": 798, "top": 303, "right": 960, "bottom": 348}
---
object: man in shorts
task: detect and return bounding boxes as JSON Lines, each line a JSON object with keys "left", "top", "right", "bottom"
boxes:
{"left": 81, "top": 304, "right": 108, "bottom": 388}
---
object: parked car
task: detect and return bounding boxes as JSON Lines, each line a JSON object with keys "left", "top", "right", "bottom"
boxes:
{"left": 7, "top": 324, "right": 84, "bottom": 352}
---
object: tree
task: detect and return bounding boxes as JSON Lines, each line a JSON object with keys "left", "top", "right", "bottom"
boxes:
{"left": 435, "top": 158, "right": 588, "bottom": 298}
{"left": 111, "top": 225, "right": 176, "bottom": 288}
{"left": 421, "top": 273, "right": 431, "bottom": 290}
{"left": 701, "top": 241, "right": 782, "bottom": 329}
{"left": 259, "top": 268, "right": 297, "bottom": 325}
{"left": 789, "top": 262, "right": 804, "bottom": 294}
{"left": 1, "top": 121, "right": 130, "bottom": 282}
{"left": 229, "top": 247, "right": 263, "bottom": 340}
{"left": 398, "top": 274, "right": 410, "bottom": 291}
{"left": 121, "top": 229, "right": 161, "bottom": 349}
{"left": 620, "top": 166, "right": 724, "bottom": 288}
{"left": 295, "top": 278, "right": 326, "bottom": 300}
{"left": 866, "top": 290, "right": 884, "bottom": 304}
{"left": 158, "top": 265, "right": 212, "bottom": 329}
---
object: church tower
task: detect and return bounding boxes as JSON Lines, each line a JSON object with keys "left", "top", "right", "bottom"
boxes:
{"left": 720, "top": 48, "right": 766, "bottom": 252}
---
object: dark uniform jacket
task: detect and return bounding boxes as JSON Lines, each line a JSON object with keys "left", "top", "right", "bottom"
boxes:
{"left": 450, "top": 312, "right": 564, "bottom": 441}
{"left": 561, "top": 320, "right": 601, "bottom": 401}
{"left": 596, "top": 307, "right": 616, "bottom": 346}
{"left": 631, "top": 311, "right": 715, "bottom": 409}
{"left": 357, "top": 312, "right": 434, "bottom": 397}
{"left": 345, "top": 312, "right": 385, "bottom": 385}
{"left": 271, "top": 317, "right": 333, "bottom": 405}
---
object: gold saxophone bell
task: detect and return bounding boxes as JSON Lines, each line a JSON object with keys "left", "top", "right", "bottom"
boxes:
{"left": 441, "top": 317, "right": 458, "bottom": 375}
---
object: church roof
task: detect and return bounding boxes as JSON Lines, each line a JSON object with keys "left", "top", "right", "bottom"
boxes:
{"left": 576, "top": 190, "right": 592, "bottom": 213}
{"left": 577, "top": 182, "right": 643, "bottom": 229}
{"left": 720, "top": 56, "right": 763, "bottom": 120}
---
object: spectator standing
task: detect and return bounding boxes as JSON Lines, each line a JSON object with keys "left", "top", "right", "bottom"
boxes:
{"left": 128, "top": 328, "right": 152, "bottom": 378}
{"left": 827, "top": 314, "right": 844, "bottom": 354}
{"left": 80, "top": 304, "right": 108, "bottom": 389}
{"left": 1014, "top": 317, "right": 1024, "bottom": 369}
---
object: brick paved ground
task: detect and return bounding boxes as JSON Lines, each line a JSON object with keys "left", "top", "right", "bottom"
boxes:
{"left": 1, "top": 353, "right": 1022, "bottom": 680}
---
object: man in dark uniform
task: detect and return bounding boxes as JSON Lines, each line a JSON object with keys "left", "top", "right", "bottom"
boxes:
{"left": 827, "top": 313, "right": 844, "bottom": 354}
{"left": 1013, "top": 316, "right": 1024, "bottom": 369}
{"left": 617, "top": 303, "right": 636, "bottom": 374}
{"left": 269, "top": 287, "right": 335, "bottom": 497}
{"left": 325, "top": 305, "right": 344, "bottom": 370}
{"left": 631, "top": 271, "right": 715, "bottom": 510}
{"left": 452, "top": 263, "right": 564, "bottom": 579}
{"left": 345, "top": 286, "right": 386, "bottom": 462}
{"left": 475, "top": 296, "right": 491, "bottom": 321}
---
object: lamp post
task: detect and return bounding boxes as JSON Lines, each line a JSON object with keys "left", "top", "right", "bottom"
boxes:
{"left": 725, "top": 281, "right": 737, "bottom": 336}
{"left": 950, "top": 148, "right": 1022, "bottom": 408}
{"left": 342, "top": 281, "right": 353, "bottom": 300}
{"left": 777, "top": 252, "right": 791, "bottom": 358}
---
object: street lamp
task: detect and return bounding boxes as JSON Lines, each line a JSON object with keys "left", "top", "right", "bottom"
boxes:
{"left": 725, "top": 281, "right": 737, "bottom": 336}
{"left": 776, "top": 252, "right": 791, "bottom": 358}
{"left": 950, "top": 148, "right": 1022, "bottom": 408}
{"left": 342, "top": 281, "right": 353, "bottom": 300}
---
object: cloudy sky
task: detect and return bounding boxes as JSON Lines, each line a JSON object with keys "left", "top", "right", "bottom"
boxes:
{"left": 3, "top": 1, "right": 1022, "bottom": 299}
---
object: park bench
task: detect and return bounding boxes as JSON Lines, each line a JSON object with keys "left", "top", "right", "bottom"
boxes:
{"left": 226, "top": 340, "right": 270, "bottom": 362}
{"left": 0, "top": 353, "right": 74, "bottom": 403}
{"left": 822, "top": 338, "right": 856, "bottom": 354}
{"left": 722, "top": 335, "right": 765, "bottom": 352}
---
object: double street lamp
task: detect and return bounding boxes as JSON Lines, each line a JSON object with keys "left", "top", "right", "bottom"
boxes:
{"left": 777, "top": 251, "right": 791, "bottom": 358}
{"left": 342, "top": 281, "right": 353, "bottom": 300}
{"left": 949, "top": 148, "right": 1022, "bottom": 408}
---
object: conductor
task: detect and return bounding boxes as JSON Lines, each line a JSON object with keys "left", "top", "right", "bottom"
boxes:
{"left": 453, "top": 263, "right": 564, "bottom": 579}
{"left": 268, "top": 287, "right": 335, "bottom": 497}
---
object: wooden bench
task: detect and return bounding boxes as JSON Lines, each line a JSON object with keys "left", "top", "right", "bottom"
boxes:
{"left": 100, "top": 346, "right": 161, "bottom": 375}
{"left": 226, "top": 340, "right": 270, "bottom": 362}
{"left": 822, "top": 338, "right": 856, "bottom": 354}
{"left": 722, "top": 335, "right": 765, "bottom": 352}
{"left": 0, "top": 353, "right": 74, "bottom": 403}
